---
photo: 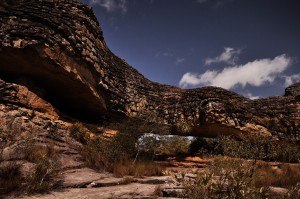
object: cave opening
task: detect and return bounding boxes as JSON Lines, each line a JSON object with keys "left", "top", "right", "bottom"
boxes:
{"left": 0, "top": 47, "right": 107, "bottom": 123}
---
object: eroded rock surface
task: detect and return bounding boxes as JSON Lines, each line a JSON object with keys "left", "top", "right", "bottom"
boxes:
{"left": 0, "top": 79, "right": 85, "bottom": 172}
{"left": 0, "top": 0, "right": 299, "bottom": 139}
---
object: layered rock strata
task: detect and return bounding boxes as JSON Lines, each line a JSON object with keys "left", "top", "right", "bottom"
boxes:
{"left": 0, "top": 0, "right": 299, "bottom": 139}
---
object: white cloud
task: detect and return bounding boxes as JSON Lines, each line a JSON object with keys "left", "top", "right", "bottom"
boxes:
{"left": 179, "top": 54, "right": 292, "bottom": 89}
{"left": 90, "top": 0, "right": 127, "bottom": 13}
{"left": 243, "top": 92, "right": 260, "bottom": 100}
{"left": 179, "top": 71, "right": 217, "bottom": 87}
{"left": 282, "top": 73, "right": 300, "bottom": 87}
{"left": 175, "top": 58, "right": 185, "bottom": 65}
{"left": 205, "top": 47, "right": 241, "bottom": 65}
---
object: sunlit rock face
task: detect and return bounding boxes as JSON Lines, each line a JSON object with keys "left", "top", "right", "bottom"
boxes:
{"left": 0, "top": 0, "right": 299, "bottom": 139}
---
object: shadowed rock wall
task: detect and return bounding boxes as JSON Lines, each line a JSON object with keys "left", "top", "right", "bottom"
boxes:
{"left": 0, "top": 0, "right": 299, "bottom": 139}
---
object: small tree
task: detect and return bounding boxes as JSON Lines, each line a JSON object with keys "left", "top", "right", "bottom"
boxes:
{"left": 108, "top": 111, "right": 169, "bottom": 165}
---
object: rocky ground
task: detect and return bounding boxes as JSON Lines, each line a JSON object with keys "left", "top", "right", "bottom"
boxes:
{"left": 1, "top": 156, "right": 207, "bottom": 199}
{"left": 15, "top": 168, "right": 175, "bottom": 199}
{"left": 2, "top": 156, "right": 291, "bottom": 199}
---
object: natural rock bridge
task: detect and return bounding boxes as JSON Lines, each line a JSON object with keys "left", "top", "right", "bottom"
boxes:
{"left": 0, "top": 0, "right": 299, "bottom": 139}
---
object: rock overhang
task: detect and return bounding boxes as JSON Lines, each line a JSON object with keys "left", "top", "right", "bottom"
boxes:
{"left": 0, "top": 0, "right": 299, "bottom": 139}
{"left": 0, "top": 46, "right": 107, "bottom": 122}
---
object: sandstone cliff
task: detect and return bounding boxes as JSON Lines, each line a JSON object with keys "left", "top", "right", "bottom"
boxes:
{"left": 0, "top": 0, "right": 299, "bottom": 140}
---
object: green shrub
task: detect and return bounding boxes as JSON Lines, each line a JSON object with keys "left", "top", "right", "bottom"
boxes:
{"left": 138, "top": 134, "right": 161, "bottom": 158}
{"left": 189, "top": 135, "right": 300, "bottom": 163}
{"left": 158, "top": 136, "right": 191, "bottom": 156}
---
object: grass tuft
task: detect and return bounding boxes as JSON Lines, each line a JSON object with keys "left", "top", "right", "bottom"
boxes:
{"left": 113, "top": 159, "right": 164, "bottom": 178}
{"left": 0, "top": 163, "right": 23, "bottom": 195}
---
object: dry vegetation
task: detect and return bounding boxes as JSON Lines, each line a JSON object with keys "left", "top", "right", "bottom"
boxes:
{"left": 2, "top": 114, "right": 300, "bottom": 198}
{"left": 69, "top": 112, "right": 170, "bottom": 177}
{"left": 181, "top": 134, "right": 300, "bottom": 198}
{"left": 69, "top": 114, "right": 193, "bottom": 178}
{"left": 69, "top": 117, "right": 300, "bottom": 198}
{"left": 254, "top": 162, "right": 300, "bottom": 188}
{"left": 0, "top": 141, "right": 60, "bottom": 196}
{"left": 113, "top": 159, "right": 164, "bottom": 178}
{"left": 0, "top": 163, "right": 23, "bottom": 195}
{"left": 178, "top": 157, "right": 300, "bottom": 198}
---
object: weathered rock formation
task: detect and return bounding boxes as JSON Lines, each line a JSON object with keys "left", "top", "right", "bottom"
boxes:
{"left": 0, "top": 0, "right": 299, "bottom": 139}
{"left": 0, "top": 79, "right": 83, "bottom": 168}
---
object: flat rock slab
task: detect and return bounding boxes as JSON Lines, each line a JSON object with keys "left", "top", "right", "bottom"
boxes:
{"left": 11, "top": 166, "right": 199, "bottom": 198}
{"left": 61, "top": 167, "right": 113, "bottom": 188}
{"left": 89, "top": 177, "right": 125, "bottom": 187}
{"left": 137, "top": 176, "right": 172, "bottom": 184}
{"left": 58, "top": 154, "right": 85, "bottom": 170}
{"left": 269, "top": 186, "right": 289, "bottom": 197}
{"left": 18, "top": 183, "right": 159, "bottom": 199}
{"left": 61, "top": 167, "right": 173, "bottom": 188}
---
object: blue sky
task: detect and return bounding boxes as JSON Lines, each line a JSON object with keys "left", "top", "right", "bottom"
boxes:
{"left": 79, "top": 0, "right": 300, "bottom": 99}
